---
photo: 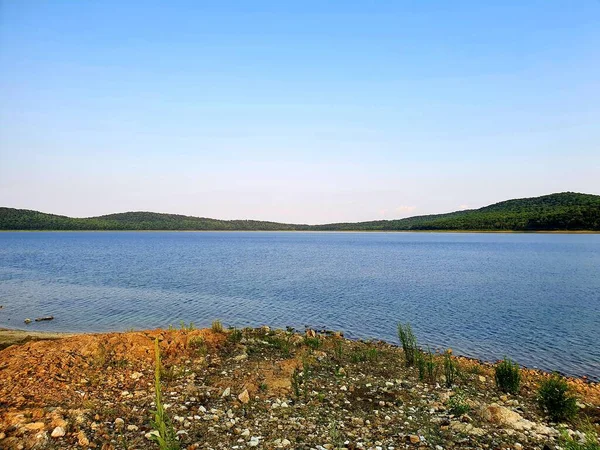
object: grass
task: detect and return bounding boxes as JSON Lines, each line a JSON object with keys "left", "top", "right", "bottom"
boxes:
{"left": 397, "top": 322, "right": 418, "bottom": 367}
{"left": 227, "top": 327, "right": 243, "bottom": 344}
{"left": 448, "top": 390, "right": 471, "bottom": 416}
{"left": 304, "top": 336, "right": 322, "bottom": 350}
{"left": 349, "top": 346, "right": 380, "bottom": 363}
{"left": 211, "top": 319, "right": 224, "bottom": 333}
{"left": 443, "top": 350, "right": 458, "bottom": 388}
{"left": 424, "top": 347, "right": 437, "bottom": 384}
{"left": 188, "top": 336, "right": 207, "bottom": 356}
{"left": 537, "top": 373, "right": 578, "bottom": 422}
{"left": 495, "top": 357, "right": 521, "bottom": 394}
{"left": 263, "top": 334, "right": 292, "bottom": 357}
{"left": 559, "top": 424, "right": 600, "bottom": 450}
{"left": 150, "top": 338, "right": 180, "bottom": 450}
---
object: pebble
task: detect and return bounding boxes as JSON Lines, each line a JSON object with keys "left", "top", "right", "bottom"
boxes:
{"left": 50, "top": 427, "right": 65, "bottom": 438}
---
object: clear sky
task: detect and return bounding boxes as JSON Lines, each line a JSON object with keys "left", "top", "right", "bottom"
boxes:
{"left": 1, "top": 1, "right": 599, "bottom": 224}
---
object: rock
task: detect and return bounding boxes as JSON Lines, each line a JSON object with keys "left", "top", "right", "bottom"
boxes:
{"left": 25, "top": 422, "right": 46, "bottom": 431}
{"left": 145, "top": 430, "right": 160, "bottom": 440}
{"left": 130, "top": 372, "right": 143, "bottom": 380}
{"left": 238, "top": 389, "right": 250, "bottom": 404}
{"left": 51, "top": 427, "right": 65, "bottom": 438}
{"left": 478, "top": 375, "right": 486, "bottom": 382}
{"left": 24, "top": 318, "right": 32, "bottom": 324}
{"left": 306, "top": 329, "right": 316, "bottom": 338}
{"left": 249, "top": 436, "right": 260, "bottom": 447}
{"left": 77, "top": 430, "right": 89, "bottom": 446}
{"left": 114, "top": 418, "right": 124, "bottom": 428}
{"left": 233, "top": 353, "right": 248, "bottom": 361}
{"left": 409, "top": 435, "right": 420, "bottom": 444}
{"left": 241, "top": 428, "right": 250, "bottom": 437}
{"left": 127, "top": 425, "right": 138, "bottom": 431}
{"left": 222, "top": 387, "right": 231, "bottom": 397}
{"left": 0, "top": 431, "right": 5, "bottom": 440}
{"left": 282, "top": 438, "right": 291, "bottom": 447}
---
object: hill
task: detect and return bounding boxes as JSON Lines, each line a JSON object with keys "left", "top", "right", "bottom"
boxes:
{"left": 1, "top": 192, "right": 599, "bottom": 231}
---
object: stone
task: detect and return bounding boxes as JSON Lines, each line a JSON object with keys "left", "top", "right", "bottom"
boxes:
{"left": 24, "top": 318, "right": 32, "bottom": 324}
{"left": 222, "top": 387, "right": 231, "bottom": 397}
{"left": 127, "top": 425, "right": 138, "bottom": 431}
{"left": 130, "top": 372, "right": 143, "bottom": 380}
{"left": 77, "top": 430, "right": 89, "bottom": 446}
{"left": 409, "top": 435, "right": 420, "bottom": 444}
{"left": 306, "top": 329, "right": 316, "bottom": 338}
{"left": 241, "top": 428, "right": 250, "bottom": 437}
{"left": 238, "top": 389, "right": 250, "bottom": 404}
{"left": 249, "top": 436, "right": 260, "bottom": 447}
{"left": 51, "top": 427, "right": 65, "bottom": 438}
{"left": 478, "top": 375, "right": 486, "bottom": 382}
{"left": 114, "top": 418, "right": 124, "bottom": 428}
{"left": 145, "top": 430, "right": 160, "bottom": 440}
{"left": 282, "top": 438, "right": 291, "bottom": 447}
{"left": 24, "top": 422, "right": 45, "bottom": 431}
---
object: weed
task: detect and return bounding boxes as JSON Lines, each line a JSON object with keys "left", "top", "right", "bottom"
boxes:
{"left": 264, "top": 334, "right": 292, "bottom": 357}
{"left": 443, "top": 350, "right": 458, "bottom": 388}
{"left": 333, "top": 339, "right": 343, "bottom": 361}
{"left": 495, "top": 357, "right": 521, "bottom": 394}
{"left": 350, "top": 347, "right": 380, "bottom": 363}
{"left": 416, "top": 351, "right": 426, "bottom": 381}
{"left": 397, "top": 322, "right": 418, "bottom": 366}
{"left": 188, "top": 336, "right": 207, "bottom": 356}
{"left": 227, "top": 327, "right": 243, "bottom": 344}
{"left": 558, "top": 422, "right": 600, "bottom": 450}
{"left": 304, "top": 336, "right": 322, "bottom": 350}
{"left": 150, "top": 338, "right": 179, "bottom": 450}
{"left": 291, "top": 367, "right": 302, "bottom": 399}
{"left": 329, "top": 420, "right": 343, "bottom": 448}
{"left": 538, "top": 373, "right": 578, "bottom": 422}
{"left": 259, "top": 383, "right": 268, "bottom": 392}
{"left": 448, "top": 391, "right": 471, "bottom": 416}
{"left": 211, "top": 319, "right": 224, "bottom": 333}
{"left": 425, "top": 347, "right": 437, "bottom": 383}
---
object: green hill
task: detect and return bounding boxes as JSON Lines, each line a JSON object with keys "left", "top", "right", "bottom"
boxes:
{"left": 1, "top": 192, "right": 599, "bottom": 231}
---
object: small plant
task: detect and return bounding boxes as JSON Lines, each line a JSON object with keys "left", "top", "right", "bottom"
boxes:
{"left": 259, "top": 382, "right": 268, "bottom": 392}
{"left": 329, "top": 419, "right": 343, "bottom": 448}
{"left": 416, "top": 350, "right": 426, "bottom": 381}
{"left": 188, "top": 336, "right": 207, "bottom": 356}
{"left": 304, "top": 336, "right": 322, "bottom": 350}
{"left": 333, "top": 339, "right": 343, "bottom": 361}
{"left": 448, "top": 391, "right": 471, "bottom": 416}
{"left": 227, "top": 327, "right": 243, "bottom": 344}
{"left": 211, "top": 319, "right": 224, "bottom": 333}
{"left": 397, "top": 322, "right": 418, "bottom": 366}
{"left": 425, "top": 347, "right": 437, "bottom": 383}
{"left": 537, "top": 373, "right": 578, "bottom": 422}
{"left": 150, "top": 338, "right": 179, "bottom": 450}
{"left": 291, "top": 366, "right": 302, "bottom": 399}
{"left": 559, "top": 422, "right": 600, "bottom": 450}
{"left": 495, "top": 357, "right": 521, "bottom": 394}
{"left": 443, "top": 350, "right": 458, "bottom": 388}
{"left": 264, "top": 334, "right": 292, "bottom": 357}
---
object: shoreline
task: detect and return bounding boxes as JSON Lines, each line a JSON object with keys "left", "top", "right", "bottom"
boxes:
{"left": 1, "top": 325, "right": 598, "bottom": 449}
{"left": 2, "top": 326, "right": 597, "bottom": 384}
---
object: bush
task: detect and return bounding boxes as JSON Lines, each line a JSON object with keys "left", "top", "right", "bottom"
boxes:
{"left": 537, "top": 373, "right": 578, "bottom": 422}
{"left": 495, "top": 358, "right": 521, "bottom": 394}
{"left": 397, "top": 323, "right": 418, "bottom": 366}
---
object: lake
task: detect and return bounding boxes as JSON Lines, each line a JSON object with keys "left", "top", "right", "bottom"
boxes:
{"left": 0, "top": 231, "right": 599, "bottom": 380}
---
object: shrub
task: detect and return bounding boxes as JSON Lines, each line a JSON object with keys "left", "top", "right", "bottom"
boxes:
{"left": 211, "top": 319, "right": 224, "bottom": 333}
{"left": 150, "top": 338, "right": 179, "bottom": 450}
{"left": 537, "top": 373, "right": 578, "bottom": 422}
{"left": 424, "top": 347, "right": 437, "bottom": 384}
{"left": 495, "top": 358, "right": 521, "bottom": 394}
{"left": 443, "top": 350, "right": 458, "bottom": 388}
{"left": 397, "top": 322, "right": 418, "bottom": 366}
{"left": 448, "top": 391, "right": 471, "bottom": 416}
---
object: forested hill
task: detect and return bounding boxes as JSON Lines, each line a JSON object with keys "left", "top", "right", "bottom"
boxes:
{"left": 1, "top": 192, "right": 599, "bottom": 231}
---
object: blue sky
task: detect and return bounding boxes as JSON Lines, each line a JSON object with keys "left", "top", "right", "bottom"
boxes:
{"left": 1, "top": 1, "right": 599, "bottom": 223}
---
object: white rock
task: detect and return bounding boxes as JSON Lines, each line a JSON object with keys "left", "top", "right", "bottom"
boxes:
{"left": 222, "top": 387, "right": 231, "bottom": 397}
{"left": 249, "top": 436, "right": 260, "bottom": 447}
{"left": 51, "top": 427, "right": 65, "bottom": 438}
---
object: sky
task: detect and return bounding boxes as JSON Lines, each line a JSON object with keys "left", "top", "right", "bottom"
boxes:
{"left": 1, "top": 1, "right": 599, "bottom": 224}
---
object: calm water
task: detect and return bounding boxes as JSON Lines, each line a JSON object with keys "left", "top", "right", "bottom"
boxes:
{"left": 0, "top": 231, "right": 599, "bottom": 380}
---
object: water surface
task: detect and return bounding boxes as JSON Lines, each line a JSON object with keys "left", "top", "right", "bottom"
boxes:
{"left": 1, "top": 231, "right": 599, "bottom": 380}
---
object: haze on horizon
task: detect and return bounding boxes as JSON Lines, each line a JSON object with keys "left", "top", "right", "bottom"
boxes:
{"left": 1, "top": 1, "right": 599, "bottom": 225}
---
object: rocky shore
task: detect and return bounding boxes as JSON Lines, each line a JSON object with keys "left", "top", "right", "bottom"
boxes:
{"left": 0, "top": 326, "right": 598, "bottom": 450}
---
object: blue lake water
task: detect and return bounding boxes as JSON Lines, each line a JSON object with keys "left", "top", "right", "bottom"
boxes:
{"left": 0, "top": 231, "right": 599, "bottom": 380}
